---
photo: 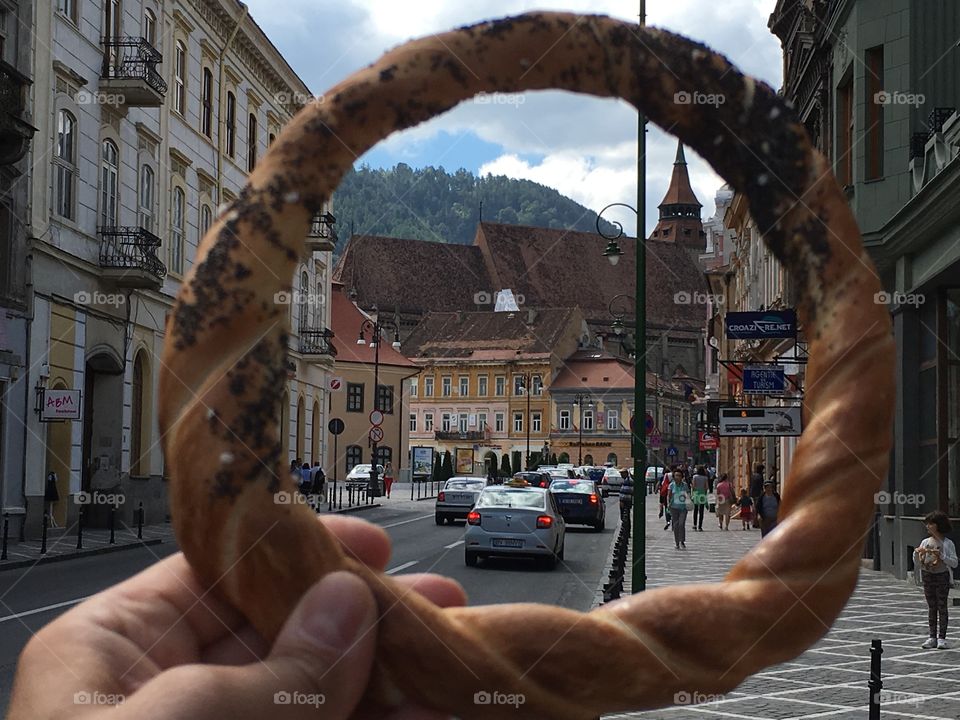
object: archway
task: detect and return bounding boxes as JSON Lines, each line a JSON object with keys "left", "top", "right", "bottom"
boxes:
{"left": 483, "top": 451, "right": 497, "bottom": 476}
{"left": 311, "top": 400, "right": 321, "bottom": 462}
{"left": 296, "top": 395, "right": 305, "bottom": 461}
{"left": 584, "top": 453, "right": 594, "bottom": 465}
{"left": 81, "top": 348, "right": 125, "bottom": 527}
{"left": 130, "top": 350, "right": 150, "bottom": 477}
{"left": 558, "top": 452, "right": 570, "bottom": 464}
{"left": 280, "top": 391, "right": 290, "bottom": 462}
{"left": 607, "top": 452, "right": 618, "bottom": 466}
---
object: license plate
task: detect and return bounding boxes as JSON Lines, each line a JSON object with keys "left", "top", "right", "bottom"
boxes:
{"left": 492, "top": 538, "right": 524, "bottom": 548}
{"left": 560, "top": 499, "right": 582, "bottom": 504}
{"left": 447, "top": 493, "right": 472, "bottom": 503}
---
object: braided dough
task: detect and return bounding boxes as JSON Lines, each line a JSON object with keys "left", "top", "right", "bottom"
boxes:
{"left": 159, "top": 13, "right": 894, "bottom": 719}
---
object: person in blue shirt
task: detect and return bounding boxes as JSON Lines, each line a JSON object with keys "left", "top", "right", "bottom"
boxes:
{"left": 667, "top": 470, "right": 691, "bottom": 549}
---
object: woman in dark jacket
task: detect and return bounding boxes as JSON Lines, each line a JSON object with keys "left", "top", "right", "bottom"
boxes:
{"left": 619, "top": 471, "right": 634, "bottom": 516}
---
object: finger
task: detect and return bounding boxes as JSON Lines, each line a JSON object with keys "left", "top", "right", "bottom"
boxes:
{"left": 391, "top": 574, "right": 467, "bottom": 609}
{"left": 321, "top": 515, "right": 391, "bottom": 570}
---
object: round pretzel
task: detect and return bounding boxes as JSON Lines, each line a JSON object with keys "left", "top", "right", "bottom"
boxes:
{"left": 159, "top": 12, "right": 894, "bottom": 719}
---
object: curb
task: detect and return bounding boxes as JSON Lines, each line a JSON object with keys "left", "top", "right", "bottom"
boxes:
{"left": 0, "top": 537, "right": 165, "bottom": 572}
{"left": 326, "top": 502, "right": 382, "bottom": 515}
{"left": 592, "top": 513, "right": 629, "bottom": 609}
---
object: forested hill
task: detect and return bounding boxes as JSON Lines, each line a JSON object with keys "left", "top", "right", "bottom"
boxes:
{"left": 330, "top": 163, "right": 619, "bottom": 251}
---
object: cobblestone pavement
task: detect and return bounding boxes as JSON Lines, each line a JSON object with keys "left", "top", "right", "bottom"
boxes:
{"left": 597, "top": 495, "right": 960, "bottom": 720}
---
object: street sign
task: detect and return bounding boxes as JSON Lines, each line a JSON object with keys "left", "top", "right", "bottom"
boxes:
{"left": 743, "top": 365, "right": 786, "bottom": 395}
{"left": 650, "top": 432, "right": 662, "bottom": 449}
{"left": 644, "top": 412, "right": 654, "bottom": 434}
{"left": 698, "top": 431, "right": 720, "bottom": 450}
{"left": 667, "top": 446, "right": 678, "bottom": 457}
{"left": 724, "top": 309, "right": 797, "bottom": 339}
{"left": 327, "top": 376, "right": 345, "bottom": 392}
{"left": 369, "top": 409, "right": 385, "bottom": 426}
{"left": 328, "top": 417, "right": 345, "bottom": 435}
{"left": 718, "top": 406, "right": 802, "bottom": 436}
{"left": 368, "top": 426, "right": 385, "bottom": 443}
{"left": 40, "top": 389, "right": 81, "bottom": 421}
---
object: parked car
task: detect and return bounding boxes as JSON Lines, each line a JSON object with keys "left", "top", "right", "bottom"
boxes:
{"left": 644, "top": 465, "right": 667, "bottom": 493}
{"left": 550, "top": 479, "right": 605, "bottom": 531}
{"left": 464, "top": 485, "right": 566, "bottom": 568}
{"left": 599, "top": 466, "right": 625, "bottom": 495}
{"left": 344, "top": 464, "right": 384, "bottom": 489}
{"left": 511, "top": 471, "right": 552, "bottom": 488}
{"left": 435, "top": 476, "right": 490, "bottom": 525}
{"left": 546, "top": 468, "right": 574, "bottom": 483}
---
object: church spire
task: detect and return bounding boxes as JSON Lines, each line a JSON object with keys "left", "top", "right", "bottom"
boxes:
{"left": 658, "top": 140, "right": 702, "bottom": 216}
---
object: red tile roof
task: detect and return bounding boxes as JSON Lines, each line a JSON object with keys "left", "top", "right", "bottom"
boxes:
{"left": 329, "top": 284, "right": 417, "bottom": 368}
{"left": 658, "top": 142, "right": 702, "bottom": 208}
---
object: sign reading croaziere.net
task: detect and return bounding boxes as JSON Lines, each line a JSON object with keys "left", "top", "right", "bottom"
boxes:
{"left": 718, "top": 406, "right": 802, "bottom": 436}
{"left": 724, "top": 309, "right": 797, "bottom": 339}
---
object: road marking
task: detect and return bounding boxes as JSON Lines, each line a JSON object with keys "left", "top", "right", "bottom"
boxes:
{"left": 381, "top": 514, "right": 433, "bottom": 529}
{"left": 0, "top": 596, "right": 91, "bottom": 624}
{"left": 444, "top": 540, "right": 465, "bottom": 549}
{"left": 385, "top": 560, "right": 418, "bottom": 575}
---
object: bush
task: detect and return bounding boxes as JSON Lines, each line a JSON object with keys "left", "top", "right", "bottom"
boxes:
{"left": 500, "top": 454, "right": 512, "bottom": 477}
{"left": 441, "top": 451, "right": 453, "bottom": 482}
{"left": 558, "top": 452, "right": 570, "bottom": 464}
{"left": 550, "top": 452, "right": 558, "bottom": 465}
{"left": 431, "top": 453, "right": 442, "bottom": 483}
{"left": 511, "top": 452, "right": 522, "bottom": 475}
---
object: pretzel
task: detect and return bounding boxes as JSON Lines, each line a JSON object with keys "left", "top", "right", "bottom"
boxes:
{"left": 158, "top": 12, "right": 894, "bottom": 718}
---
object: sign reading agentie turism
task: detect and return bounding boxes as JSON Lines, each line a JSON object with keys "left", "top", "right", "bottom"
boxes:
{"left": 724, "top": 310, "right": 797, "bottom": 339}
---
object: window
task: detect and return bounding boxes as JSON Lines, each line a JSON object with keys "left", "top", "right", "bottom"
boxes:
{"left": 458, "top": 413, "right": 468, "bottom": 433}
{"left": 200, "top": 204, "right": 212, "bottom": 237}
{"left": 376, "top": 385, "right": 394, "bottom": 414}
{"left": 559, "top": 410, "right": 570, "bottom": 430}
{"left": 583, "top": 410, "right": 594, "bottom": 431}
{"left": 139, "top": 165, "right": 154, "bottom": 232}
{"left": 532, "top": 412, "right": 542, "bottom": 433}
{"left": 345, "top": 445, "right": 362, "bottom": 472}
{"left": 225, "top": 92, "right": 236, "bottom": 157}
{"left": 170, "top": 187, "right": 185, "bottom": 274}
{"left": 513, "top": 413, "right": 523, "bottom": 433}
{"left": 607, "top": 409, "right": 619, "bottom": 431}
{"left": 247, "top": 112, "right": 257, "bottom": 171}
{"left": 865, "top": 45, "right": 884, "bottom": 181}
{"left": 103, "top": 0, "right": 121, "bottom": 67}
{"left": 59, "top": 0, "right": 78, "bottom": 23}
{"left": 441, "top": 376, "right": 451, "bottom": 397}
{"left": 424, "top": 413, "right": 433, "bottom": 431}
{"left": 99, "top": 139, "right": 119, "bottom": 227}
{"left": 424, "top": 376, "right": 434, "bottom": 397}
{"left": 130, "top": 352, "right": 145, "bottom": 476}
{"left": 174, "top": 41, "right": 186, "bottom": 115}
{"left": 495, "top": 376, "right": 505, "bottom": 396}
{"left": 143, "top": 9, "right": 157, "bottom": 46}
{"left": 375, "top": 447, "right": 392, "bottom": 467}
{"left": 346, "top": 383, "right": 364, "bottom": 412}
{"left": 532, "top": 375, "right": 543, "bottom": 395}
{"left": 410, "top": 378, "right": 418, "bottom": 397}
{"left": 478, "top": 375, "right": 488, "bottom": 396}
{"left": 54, "top": 111, "right": 77, "bottom": 219}
{"left": 201, "top": 67, "right": 213, "bottom": 137}
{"left": 269, "top": 132, "right": 276, "bottom": 145}
{"left": 478, "top": 412, "right": 487, "bottom": 430}
{"left": 495, "top": 412, "right": 505, "bottom": 433}
{"left": 459, "top": 376, "right": 469, "bottom": 397}
{"left": 409, "top": 413, "right": 417, "bottom": 432}
{"left": 513, "top": 375, "right": 524, "bottom": 396}
{"left": 298, "top": 271, "right": 309, "bottom": 332}
{"left": 836, "top": 72, "right": 853, "bottom": 186}
{"left": 441, "top": 413, "right": 452, "bottom": 432}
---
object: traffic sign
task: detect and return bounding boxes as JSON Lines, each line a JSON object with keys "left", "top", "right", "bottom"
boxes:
{"left": 328, "top": 418, "right": 345, "bottom": 435}
{"left": 650, "top": 432, "right": 662, "bottom": 449}
{"left": 369, "top": 409, "right": 385, "bottom": 426}
{"left": 368, "top": 426, "right": 385, "bottom": 443}
{"left": 667, "top": 445, "right": 678, "bottom": 457}
{"left": 644, "top": 412, "right": 654, "bottom": 434}
{"left": 327, "top": 376, "right": 345, "bottom": 392}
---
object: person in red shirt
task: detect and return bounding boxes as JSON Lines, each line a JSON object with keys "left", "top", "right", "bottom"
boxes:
{"left": 659, "top": 473, "right": 672, "bottom": 530}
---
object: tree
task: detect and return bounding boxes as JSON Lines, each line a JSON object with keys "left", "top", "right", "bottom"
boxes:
{"left": 550, "top": 452, "right": 558, "bottom": 465}
{"left": 528, "top": 451, "right": 542, "bottom": 470}
{"left": 558, "top": 452, "right": 570, "bottom": 464}
{"left": 441, "top": 451, "right": 453, "bottom": 482}
{"left": 431, "top": 452, "right": 442, "bottom": 484}
{"left": 500, "top": 454, "right": 512, "bottom": 477}
{"left": 511, "top": 452, "right": 522, "bottom": 475}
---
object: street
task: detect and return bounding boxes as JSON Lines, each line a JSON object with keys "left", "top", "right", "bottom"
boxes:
{"left": 0, "top": 495, "right": 618, "bottom": 714}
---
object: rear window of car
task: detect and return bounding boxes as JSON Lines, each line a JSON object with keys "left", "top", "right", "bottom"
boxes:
{"left": 605, "top": 468, "right": 621, "bottom": 477}
{"left": 477, "top": 488, "right": 546, "bottom": 509}
{"left": 446, "top": 479, "right": 485, "bottom": 489}
{"left": 550, "top": 480, "right": 594, "bottom": 493}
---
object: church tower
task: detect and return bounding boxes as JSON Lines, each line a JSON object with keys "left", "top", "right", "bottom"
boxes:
{"left": 648, "top": 141, "right": 705, "bottom": 254}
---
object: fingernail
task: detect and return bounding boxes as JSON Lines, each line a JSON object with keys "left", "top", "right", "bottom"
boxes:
{"left": 298, "top": 571, "right": 373, "bottom": 651}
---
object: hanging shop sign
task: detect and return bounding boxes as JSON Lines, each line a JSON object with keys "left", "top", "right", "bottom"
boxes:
{"left": 742, "top": 365, "right": 787, "bottom": 395}
{"left": 718, "top": 406, "right": 802, "bottom": 437}
{"left": 724, "top": 310, "right": 797, "bottom": 339}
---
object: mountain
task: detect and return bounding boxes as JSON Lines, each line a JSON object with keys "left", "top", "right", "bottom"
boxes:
{"left": 329, "top": 163, "right": 620, "bottom": 252}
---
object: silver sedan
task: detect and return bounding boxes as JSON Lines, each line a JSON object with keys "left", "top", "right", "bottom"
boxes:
{"left": 464, "top": 485, "right": 566, "bottom": 569}
{"left": 435, "top": 476, "right": 490, "bottom": 524}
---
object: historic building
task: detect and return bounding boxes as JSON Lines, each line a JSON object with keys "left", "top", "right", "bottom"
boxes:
{"left": 20, "top": 0, "right": 335, "bottom": 538}
{"left": 769, "top": 0, "right": 960, "bottom": 577}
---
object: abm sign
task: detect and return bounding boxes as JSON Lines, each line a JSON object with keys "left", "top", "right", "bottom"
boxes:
{"left": 724, "top": 310, "right": 797, "bottom": 340}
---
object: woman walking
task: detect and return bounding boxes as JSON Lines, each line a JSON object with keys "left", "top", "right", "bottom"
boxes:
{"left": 383, "top": 462, "right": 394, "bottom": 498}
{"left": 667, "top": 470, "right": 691, "bottom": 549}
{"left": 755, "top": 480, "right": 782, "bottom": 537}
{"left": 714, "top": 473, "right": 735, "bottom": 530}
{"left": 914, "top": 511, "right": 958, "bottom": 649}
{"left": 691, "top": 465, "right": 709, "bottom": 531}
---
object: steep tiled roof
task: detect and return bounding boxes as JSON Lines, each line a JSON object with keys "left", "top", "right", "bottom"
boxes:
{"left": 659, "top": 142, "right": 702, "bottom": 209}
{"left": 329, "top": 284, "right": 417, "bottom": 368}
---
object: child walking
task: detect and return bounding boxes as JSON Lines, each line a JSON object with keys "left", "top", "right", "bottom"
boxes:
{"left": 914, "top": 511, "right": 958, "bottom": 649}
{"left": 737, "top": 489, "right": 754, "bottom": 531}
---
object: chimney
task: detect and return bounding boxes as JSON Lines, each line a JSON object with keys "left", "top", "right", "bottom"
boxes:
{"left": 526, "top": 308, "right": 537, "bottom": 325}
{"left": 456, "top": 310, "right": 464, "bottom": 323}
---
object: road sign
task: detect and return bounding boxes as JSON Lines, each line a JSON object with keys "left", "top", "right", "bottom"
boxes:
{"left": 327, "top": 376, "right": 345, "bottom": 392}
{"left": 650, "top": 432, "right": 662, "bottom": 449}
{"left": 743, "top": 365, "right": 786, "bottom": 395}
{"left": 369, "top": 409, "right": 385, "bottom": 426}
{"left": 718, "top": 406, "right": 802, "bottom": 436}
{"left": 368, "top": 426, "right": 385, "bottom": 443}
{"left": 698, "top": 431, "right": 719, "bottom": 450}
{"left": 667, "top": 445, "right": 678, "bottom": 457}
{"left": 328, "top": 417, "right": 345, "bottom": 435}
{"left": 644, "top": 413, "right": 654, "bottom": 434}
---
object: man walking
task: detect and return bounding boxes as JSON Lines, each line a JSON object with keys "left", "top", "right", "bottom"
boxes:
{"left": 691, "top": 465, "right": 710, "bottom": 531}
{"left": 749, "top": 463, "right": 765, "bottom": 524}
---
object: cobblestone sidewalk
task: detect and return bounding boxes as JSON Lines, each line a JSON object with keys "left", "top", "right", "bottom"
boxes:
{"left": 597, "top": 496, "right": 960, "bottom": 720}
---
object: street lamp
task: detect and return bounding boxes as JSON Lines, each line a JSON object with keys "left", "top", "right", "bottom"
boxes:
{"left": 356, "top": 305, "right": 401, "bottom": 497}
{"left": 572, "top": 392, "right": 592, "bottom": 465}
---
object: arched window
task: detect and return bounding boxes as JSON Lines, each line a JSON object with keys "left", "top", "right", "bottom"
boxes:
{"left": 200, "top": 204, "right": 212, "bottom": 237}
{"left": 201, "top": 67, "right": 213, "bottom": 137}
{"left": 375, "top": 447, "right": 392, "bottom": 468}
{"left": 225, "top": 92, "right": 236, "bottom": 157}
{"left": 100, "top": 139, "right": 119, "bottom": 227}
{"left": 280, "top": 391, "right": 290, "bottom": 461}
{"left": 143, "top": 8, "right": 157, "bottom": 46}
{"left": 139, "top": 165, "right": 154, "bottom": 232}
{"left": 296, "top": 396, "right": 305, "bottom": 461}
{"left": 170, "top": 187, "right": 185, "bottom": 274}
{"left": 131, "top": 352, "right": 146, "bottom": 476}
{"left": 311, "top": 401, "right": 321, "bottom": 460}
{"left": 345, "top": 445, "right": 362, "bottom": 473}
{"left": 607, "top": 453, "right": 618, "bottom": 466}
{"left": 174, "top": 41, "right": 187, "bottom": 114}
{"left": 315, "top": 280, "right": 324, "bottom": 325}
{"left": 247, "top": 112, "right": 257, "bottom": 171}
{"left": 54, "top": 110, "right": 77, "bottom": 219}
{"left": 298, "top": 271, "right": 309, "bottom": 332}
{"left": 584, "top": 454, "right": 594, "bottom": 465}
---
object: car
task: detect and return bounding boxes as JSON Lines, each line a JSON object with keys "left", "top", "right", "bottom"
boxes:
{"left": 645, "top": 466, "right": 667, "bottom": 493}
{"left": 511, "top": 471, "right": 552, "bottom": 488}
{"left": 546, "top": 468, "right": 574, "bottom": 483}
{"left": 599, "top": 466, "right": 625, "bottom": 494}
{"left": 344, "top": 464, "right": 384, "bottom": 489}
{"left": 435, "top": 476, "right": 490, "bottom": 524}
{"left": 464, "top": 485, "right": 566, "bottom": 569}
{"left": 550, "top": 479, "right": 605, "bottom": 531}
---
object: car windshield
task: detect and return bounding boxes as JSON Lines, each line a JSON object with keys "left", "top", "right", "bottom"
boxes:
{"left": 352, "top": 465, "right": 371, "bottom": 473}
{"left": 550, "top": 480, "right": 594, "bottom": 493}
{"left": 605, "top": 468, "right": 621, "bottom": 477}
{"left": 446, "top": 479, "right": 485, "bottom": 490}
{"left": 548, "top": 470, "right": 569, "bottom": 477}
{"left": 477, "top": 488, "right": 545, "bottom": 509}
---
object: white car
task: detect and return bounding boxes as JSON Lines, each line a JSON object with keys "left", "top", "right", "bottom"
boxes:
{"left": 600, "top": 466, "right": 625, "bottom": 494}
{"left": 344, "top": 464, "right": 384, "bottom": 488}
{"left": 435, "top": 476, "right": 490, "bottom": 524}
{"left": 464, "top": 485, "right": 565, "bottom": 569}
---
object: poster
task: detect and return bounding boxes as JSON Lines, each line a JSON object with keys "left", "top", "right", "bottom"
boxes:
{"left": 411, "top": 447, "right": 434, "bottom": 477}
{"left": 455, "top": 447, "right": 474, "bottom": 475}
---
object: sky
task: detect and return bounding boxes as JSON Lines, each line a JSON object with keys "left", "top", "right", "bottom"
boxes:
{"left": 245, "top": 0, "right": 783, "bottom": 236}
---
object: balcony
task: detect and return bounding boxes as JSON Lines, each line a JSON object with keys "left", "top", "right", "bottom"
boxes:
{"left": 100, "top": 37, "right": 166, "bottom": 107}
{"left": 298, "top": 328, "right": 337, "bottom": 357}
{"left": 435, "top": 430, "right": 489, "bottom": 442}
{"left": 99, "top": 227, "right": 166, "bottom": 290}
{"left": 0, "top": 60, "right": 37, "bottom": 166}
{"left": 305, "top": 212, "right": 337, "bottom": 253}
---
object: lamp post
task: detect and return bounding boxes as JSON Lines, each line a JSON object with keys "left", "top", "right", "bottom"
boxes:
{"left": 515, "top": 372, "right": 534, "bottom": 469}
{"left": 356, "top": 306, "right": 401, "bottom": 498}
{"left": 572, "top": 392, "right": 592, "bottom": 465}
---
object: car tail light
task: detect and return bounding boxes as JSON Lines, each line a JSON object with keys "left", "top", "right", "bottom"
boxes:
{"left": 589, "top": 494, "right": 598, "bottom": 504}
{"left": 536, "top": 515, "right": 553, "bottom": 529}
{"left": 438, "top": 491, "right": 445, "bottom": 502}
{"left": 467, "top": 511, "right": 481, "bottom": 525}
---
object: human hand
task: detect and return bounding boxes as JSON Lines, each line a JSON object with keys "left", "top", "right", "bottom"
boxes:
{"left": 8, "top": 515, "right": 464, "bottom": 720}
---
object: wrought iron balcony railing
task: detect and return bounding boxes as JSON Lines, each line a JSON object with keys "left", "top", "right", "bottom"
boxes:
{"left": 101, "top": 36, "right": 167, "bottom": 99}
{"left": 0, "top": 59, "right": 37, "bottom": 166}
{"left": 298, "top": 328, "right": 337, "bottom": 356}
{"left": 306, "top": 212, "right": 337, "bottom": 251}
{"left": 435, "top": 430, "right": 489, "bottom": 441}
{"left": 99, "top": 226, "right": 166, "bottom": 286}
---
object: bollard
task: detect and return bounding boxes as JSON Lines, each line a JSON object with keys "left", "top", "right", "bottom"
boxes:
{"left": 338, "top": 485, "right": 343, "bottom": 510}
{"left": 137, "top": 502, "right": 144, "bottom": 539}
{"left": 76, "top": 508, "right": 83, "bottom": 550}
{"left": 411, "top": 480, "right": 415, "bottom": 501}
{"left": 868, "top": 639, "right": 882, "bottom": 720}
{"left": 109, "top": 507, "right": 116, "bottom": 544}
{"left": 1, "top": 514, "right": 8, "bottom": 560}
{"left": 41, "top": 513, "right": 49, "bottom": 555}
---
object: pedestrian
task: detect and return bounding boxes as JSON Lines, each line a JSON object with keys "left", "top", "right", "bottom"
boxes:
{"left": 914, "top": 511, "right": 958, "bottom": 649}
{"left": 290, "top": 458, "right": 301, "bottom": 476}
{"left": 659, "top": 473, "right": 672, "bottom": 530}
{"left": 383, "top": 461, "right": 394, "bottom": 498}
{"left": 714, "top": 473, "right": 735, "bottom": 530}
{"left": 749, "top": 463, "right": 764, "bottom": 529}
{"left": 619, "top": 471, "right": 634, "bottom": 517}
{"left": 737, "top": 488, "right": 754, "bottom": 530}
{"left": 756, "top": 480, "right": 781, "bottom": 537}
{"left": 299, "top": 462, "right": 313, "bottom": 497}
{"left": 691, "top": 465, "right": 709, "bottom": 531}
{"left": 312, "top": 462, "right": 326, "bottom": 502}
{"left": 667, "top": 470, "right": 691, "bottom": 549}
